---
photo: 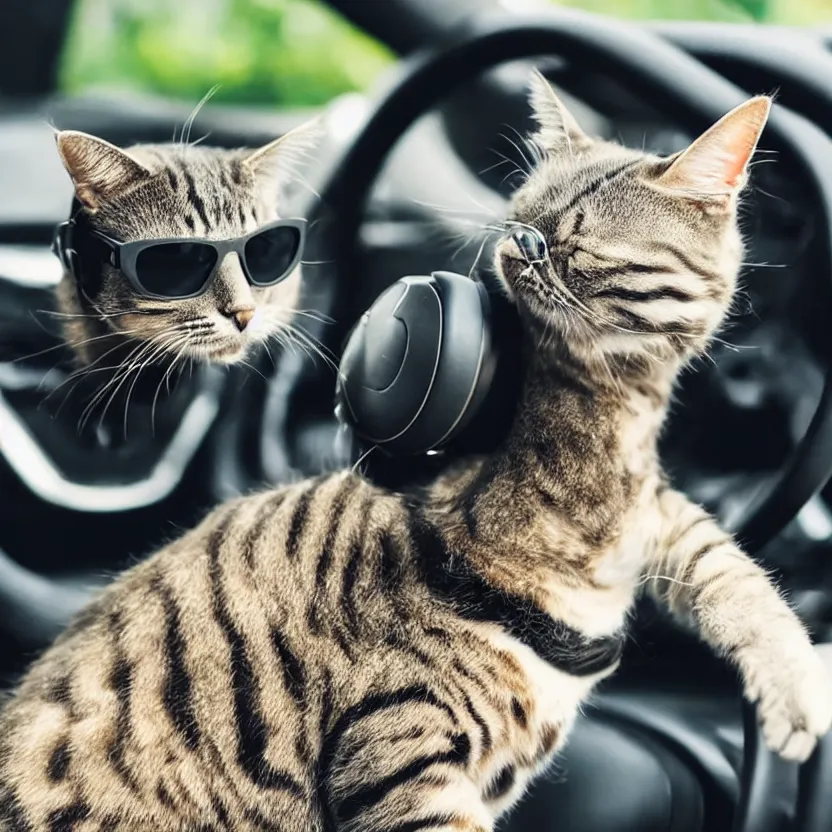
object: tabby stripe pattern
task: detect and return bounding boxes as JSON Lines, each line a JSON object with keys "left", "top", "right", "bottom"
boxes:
{"left": 181, "top": 169, "right": 212, "bottom": 232}
{"left": 7, "top": 94, "right": 827, "bottom": 831}
{"left": 107, "top": 615, "right": 139, "bottom": 792}
{"left": 556, "top": 158, "right": 643, "bottom": 215}
{"left": 407, "top": 507, "right": 624, "bottom": 676}
{"left": 208, "top": 519, "right": 305, "bottom": 797}
{"left": 157, "top": 578, "right": 201, "bottom": 752}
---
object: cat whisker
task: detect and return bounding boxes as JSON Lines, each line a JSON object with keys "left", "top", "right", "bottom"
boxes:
{"left": 263, "top": 344, "right": 278, "bottom": 372}
{"left": 265, "top": 327, "right": 290, "bottom": 361}
{"left": 152, "top": 340, "right": 191, "bottom": 434}
{"left": 420, "top": 216, "right": 503, "bottom": 234}
{"left": 351, "top": 443, "right": 379, "bottom": 474}
{"left": 77, "top": 340, "right": 154, "bottom": 433}
{"left": 409, "top": 198, "right": 497, "bottom": 218}
{"left": 27, "top": 309, "right": 60, "bottom": 338}
{"left": 450, "top": 223, "right": 504, "bottom": 264}
{"left": 284, "top": 325, "right": 338, "bottom": 373}
{"left": 39, "top": 308, "right": 163, "bottom": 320}
{"left": 449, "top": 229, "right": 483, "bottom": 264}
{"left": 48, "top": 335, "right": 149, "bottom": 413}
{"left": 270, "top": 318, "right": 338, "bottom": 373}
{"left": 291, "top": 309, "right": 335, "bottom": 326}
{"left": 48, "top": 362, "right": 123, "bottom": 416}
{"left": 460, "top": 190, "right": 505, "bottom": 220}
{"left": 238, "top": 359, "right": 269, "bottom": 383}
{"left": 468, "top": 234, "right": 494, "bottom": 282}
{"left": 283, "top": 170, "right": 322, "bottom": 201}
{"left": 505, "top": 123, "right": 544, "bottom": 168}
{"left": 41, "top": 337, "right": 142, "bottom": 402}
{"left": 14, "top": 329, "right": 138, "bottom": 364}
{"left": 500, "top": 167, "right": 526, "bottom": 188}
{"left": 75, "top": 326, "right": 183, "bottom": 431}
{"left": 480, "top": 156, "right": 520, "bottom": 177}
{"left": 708, "top": 335, "right": 756, "bottom": 352}
{"left": 499, "top": 132, "right": 534, "bottom": 176}
{"left": 89, "top": 343, "right": 159, "bottom": 429}
{"left": 121, "top": 335, "right": 185, "bottom": 439}
{"left": 189, "top": 131, "right": 212, "bottom": 148}
{"left": 486, "top": 148, "right": 528, "bottom": 182}
{"left": 394, "top": 217, "right": 498, "bottom": 257}
{"left": 121, "top": 359, "right": 154, "bottom": 440}
{"left": 180, "top": 85, "right": 221, "bottom": 147}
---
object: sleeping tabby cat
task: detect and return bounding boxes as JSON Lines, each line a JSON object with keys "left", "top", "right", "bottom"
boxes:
{"left": 2, "top": 77, "right": 830, "bottom": 831}
{"left": 53, "top": 119, "right": 318, "bottom": 367}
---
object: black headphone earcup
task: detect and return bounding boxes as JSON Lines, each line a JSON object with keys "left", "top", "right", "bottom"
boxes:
{"left": 335, "top": 271, "right": 498, "bottom": 456}
{"left": 53, "top": 199, "right": 105, "bottom": 299}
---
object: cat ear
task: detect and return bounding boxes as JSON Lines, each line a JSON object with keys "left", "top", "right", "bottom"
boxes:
{"left": 55, "top": 130, "right": 152, "bottom": 212}
{"left": 657, "top": 96, "right": 771, "bottom": 197}
{"left": 242, "top": 118, "right": 323, "bottom": 187}
{"left": 528, "top": 69, "right": 591, "bottom": 153}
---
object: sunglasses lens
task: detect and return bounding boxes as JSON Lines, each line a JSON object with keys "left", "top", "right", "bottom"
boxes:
{"left": 510, "top": 227, "right": 547, "bottom": 263}
{"left": 135, "top": 242, "right": 218, "bottom": 298}
{"left": 244, "top": 225, "right": 301, "bottom": 287}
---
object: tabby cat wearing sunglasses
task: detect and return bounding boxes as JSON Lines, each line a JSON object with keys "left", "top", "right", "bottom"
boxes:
{"left": 53, "top": 120, "right": 317, "bottom": 367}
{"left": 2, "top": 80, "right": 831, "bottom": 831}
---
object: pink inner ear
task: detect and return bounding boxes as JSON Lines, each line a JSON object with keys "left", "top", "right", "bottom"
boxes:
{"left": 662, "top": 98, "right": 770, "bottom": 196}
{"left": 723, "top": 130, "right": 756, "bottom": 187}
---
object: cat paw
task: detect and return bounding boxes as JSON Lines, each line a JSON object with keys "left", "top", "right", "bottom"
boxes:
{"left": 752, "top": 647, "right": 832, "bottom": 763}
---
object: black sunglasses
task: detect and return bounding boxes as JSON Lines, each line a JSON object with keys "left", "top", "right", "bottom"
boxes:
{"left": 52, "top": 218, "right": 306, "bottom": 300}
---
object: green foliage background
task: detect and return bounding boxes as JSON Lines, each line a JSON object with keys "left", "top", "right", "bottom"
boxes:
{"left": 60, "top": 0, "right": 831, "bottom": 108}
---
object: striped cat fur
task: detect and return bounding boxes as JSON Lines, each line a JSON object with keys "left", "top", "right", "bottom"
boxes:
{"left": 1, "top": 75, "right": 830, "bottom": 831}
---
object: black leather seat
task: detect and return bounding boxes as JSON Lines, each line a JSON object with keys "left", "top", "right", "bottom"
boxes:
{"left": 500, "top": 714, "right": 704, "bottom": 832}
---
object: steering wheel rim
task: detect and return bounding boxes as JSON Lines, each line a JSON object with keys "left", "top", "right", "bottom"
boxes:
{"left": 312, "top": 7, "right": 832, "bottom": 556}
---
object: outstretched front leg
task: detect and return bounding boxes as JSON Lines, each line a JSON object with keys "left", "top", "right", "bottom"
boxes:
{"left": 646, "top": 488, "right": 832, "bottom": 761}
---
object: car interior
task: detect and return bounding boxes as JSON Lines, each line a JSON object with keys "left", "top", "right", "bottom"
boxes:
{"left": 2, "top": 0, "right": 832, "bottom": 829}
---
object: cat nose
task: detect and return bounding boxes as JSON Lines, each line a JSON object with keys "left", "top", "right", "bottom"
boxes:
{"left": 510, "top": 226, "right": 547, "bottom": 264}
{"left": 225, "top": 307, "right": 255, "bottom": 332}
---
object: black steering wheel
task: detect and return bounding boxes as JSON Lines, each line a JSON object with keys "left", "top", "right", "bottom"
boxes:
{"left": 308, "top": 9, "right": 832, "bottom": 831}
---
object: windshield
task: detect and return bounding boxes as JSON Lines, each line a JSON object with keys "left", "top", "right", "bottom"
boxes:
{"left": 52, "top": 0, "right": 832, "bottom": 109}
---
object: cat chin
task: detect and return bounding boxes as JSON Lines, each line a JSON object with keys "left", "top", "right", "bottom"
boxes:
{"left": 177, "top": 339, "right": 250, "bottom": 365}
{"left": 200, "top": 344, "right": 249, "bottom": 365}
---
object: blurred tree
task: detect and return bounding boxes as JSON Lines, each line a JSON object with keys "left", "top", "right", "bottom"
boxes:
{"left": 557, "top": 0, "right": 829, "bottom": 24}
{"left": 60, "top": 0, "right": 831, "bottom": 108}
{"left": 730, "top": 0, "right": 770, "bottom": 21}
{"left": 61, "top": 0, "right": 393, "bottom": 106}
